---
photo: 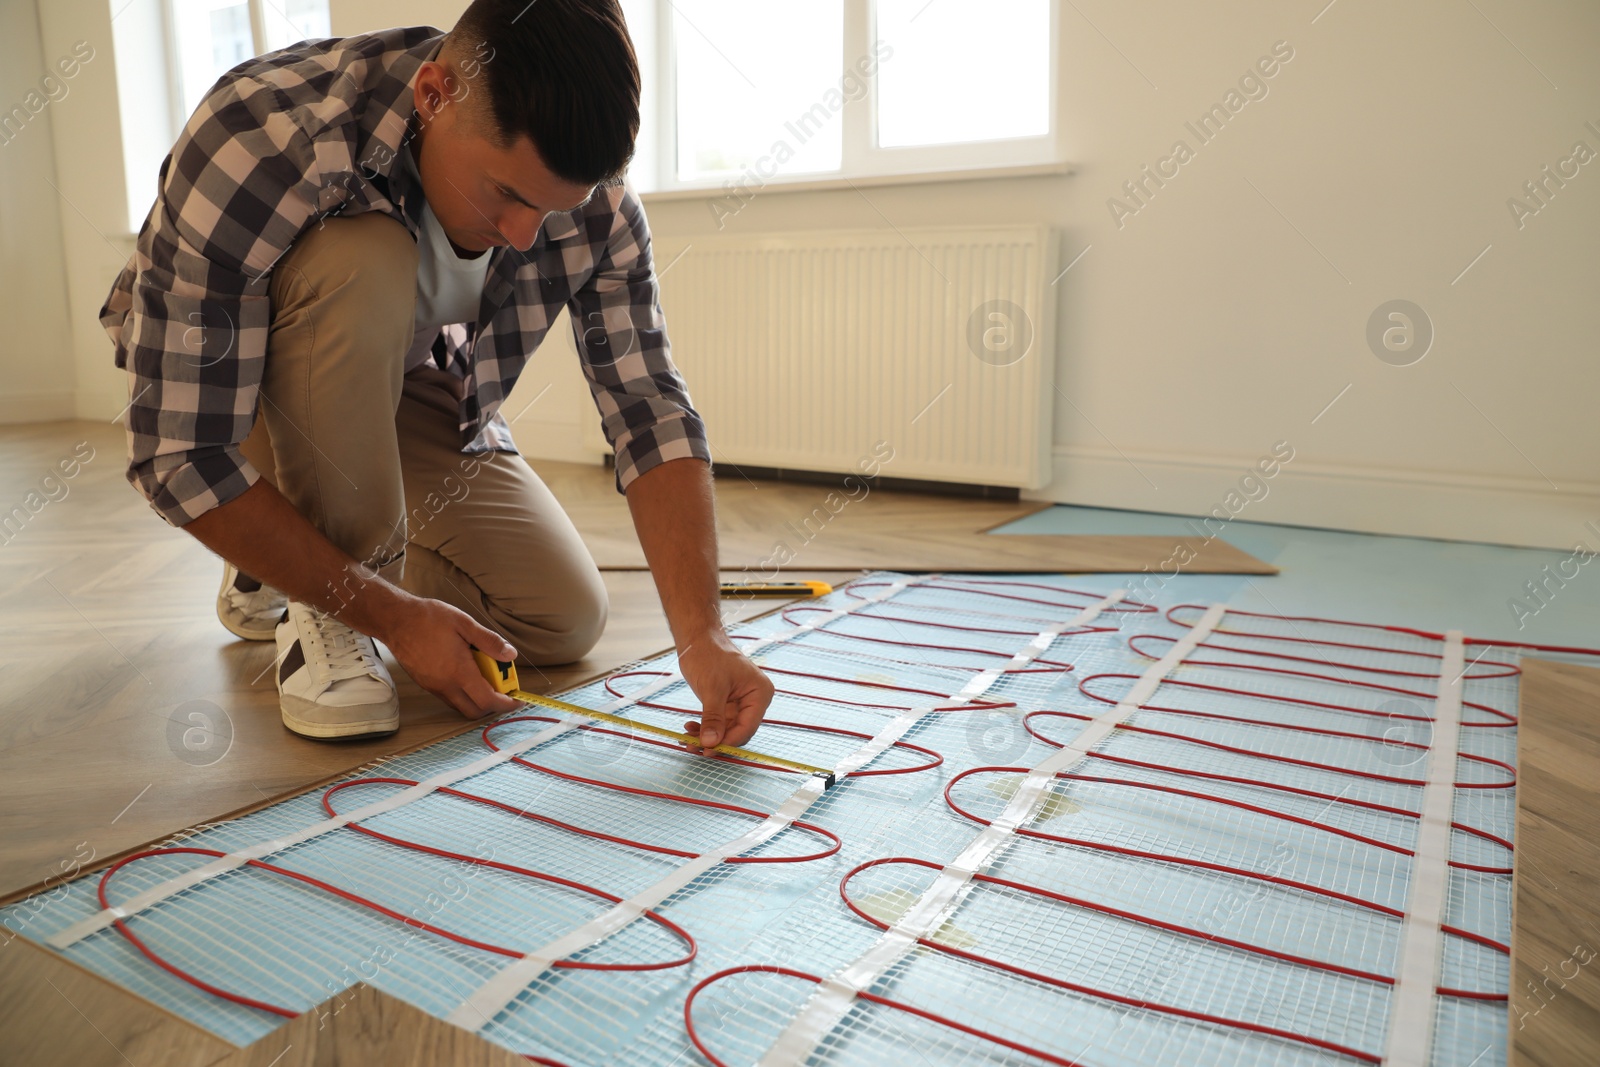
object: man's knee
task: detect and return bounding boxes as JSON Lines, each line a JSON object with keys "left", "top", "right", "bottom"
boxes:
{"left": 509, "top": 572, "right": 608, "bottom": 665}
{"left": 271, "top": 213, "right": 418, "bottom": 329}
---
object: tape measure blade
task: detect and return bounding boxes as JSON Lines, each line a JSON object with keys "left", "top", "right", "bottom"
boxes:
{"left": 508, "top": 689, "right": 833, "bottom": 782}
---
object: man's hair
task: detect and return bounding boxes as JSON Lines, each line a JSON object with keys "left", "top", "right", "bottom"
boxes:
{"left": 449, "top": 0, "right": 640, "bottom": 186}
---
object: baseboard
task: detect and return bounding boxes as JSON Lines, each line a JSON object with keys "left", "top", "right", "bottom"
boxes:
{"left": 0, "top": 391, "right": 76, "bottom": 424}
{"left": 1027, "top": 445, "right": 1600, "bottom": 551}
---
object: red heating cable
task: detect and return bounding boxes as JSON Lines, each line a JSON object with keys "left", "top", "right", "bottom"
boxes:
{"left": 841, "top": 856, "right": 1375, "bottom": 984}
{"left": 1068, "top": 681, "right": 1516, "bottom": 790}
{"left": 535, "top": 698, "right": 942, "bottom": 779}
{"left": 1079, "top": 671, "right": 1517, "bottom": 731}
{"left": 1075, "top": 675, "right": 1519, "bottom": 791}
{"left": 1023, "top": 711, "right": 1515, "bottom": 862}
{"left": 322, "top": 776, "right": 842, "bottom": 863}
{"left": 777, "top": 606, "right": 1076, "bottom": 671}
{"left": 1128, "top": 631, "right": 1519, "bottom": 681}
{"left": 97, "top": 846, "right": 696, "bottom": 1020}
{"left": 802, "top": 605, "right": 1118, "bottom": 641}
{"left": 839, "top": 857, "right": 1396, "bottom": 1063}
{"left": 729, "top": 633, "right": 1056, "bottom": 684}
{"left": 1119, "top": 648, "right": 1521, "bottom": 725}
{"left": 481, "top": 716, "right": 854, "bottom": 841}
{"left": 1164, "top": 603, "right": 1600, "bottom": 659}
{"left": 1037, "top": 707, "right": 1490, "bottom": 791}
{"left": 605, "top": 667, "right": 1008, "bottom": 718}
{"left": 839, "top": 588, "right": 1129, "bottom": 636}
{"left": 958, "top": 765, "right": 1511, "bottom": 877}
{"left": 943, "top": 766, "right": 1510, "bottom": 954}
{"left": 845, "top": 576, "right": 1155, "bottom": 615}
{"left": 684, "top": 965, "right": 1084, "bottom": 1067}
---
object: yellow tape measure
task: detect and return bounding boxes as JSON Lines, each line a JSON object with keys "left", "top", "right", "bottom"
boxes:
{"left": 473, "top": 651, "right": 836, "bottom": 789}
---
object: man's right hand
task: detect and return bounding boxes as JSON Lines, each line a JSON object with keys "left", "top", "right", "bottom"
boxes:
{"left": 186, "top": 479, "right": 521, "bottom": 720}
{"left": 371, "top": 592, "right": 522, "bottom": 719}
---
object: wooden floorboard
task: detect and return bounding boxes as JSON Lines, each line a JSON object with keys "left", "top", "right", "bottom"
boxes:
{"left": 0, "top": 935, "right": 233, "bottom": 1067}
{"left": 538, "top": 459, "right": 1277, "bottom": 575}
{"left": 1510, "top": 658, "right": 1600, "bottom": 1067}
{"left": 211, "top": 985, "right": 526, "bottom": 1067}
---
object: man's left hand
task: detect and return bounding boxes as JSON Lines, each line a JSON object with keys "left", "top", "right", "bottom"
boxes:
{"left": 676, "top": 632, "right": 775, "bottom": 750}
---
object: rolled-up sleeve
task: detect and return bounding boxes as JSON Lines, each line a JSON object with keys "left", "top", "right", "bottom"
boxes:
{"left": 102, "top": 75, "right": 322, "bottom": 527}
{"left": 565, "top": 186, "right": 711, "bottom": 494}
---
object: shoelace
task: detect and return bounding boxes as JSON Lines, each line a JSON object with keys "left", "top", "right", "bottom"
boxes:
{"left": 229, "top": 585, "right": 286, "bottom": 623}
{"left": 297, "top": 608, "right": 382, "bottom": 683}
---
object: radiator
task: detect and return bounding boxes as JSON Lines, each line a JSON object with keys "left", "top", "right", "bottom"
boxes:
{"left": 584, "top": 225, "right": 1059, "bottom": 488}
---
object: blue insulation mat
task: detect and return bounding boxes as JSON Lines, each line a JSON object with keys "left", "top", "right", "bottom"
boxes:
{"left": 2, "top": 572, "right": 1523, "bottom": 1066}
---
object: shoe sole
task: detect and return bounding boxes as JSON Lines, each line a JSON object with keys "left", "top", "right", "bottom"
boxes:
{"left": 217, "top": 568, "right": 279, "bottom": 642}
{"left": 218, "top": 607, "right": 278, "bottom": 642}
{"left": 280, "top": 692, "right": 400, "bottom": 740}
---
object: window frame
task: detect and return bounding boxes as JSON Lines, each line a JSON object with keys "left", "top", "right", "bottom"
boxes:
{"left": 162, "top": 0, "right": 327, "bottom": 135}
{"left": 639, "top": 0, "right": 1064, "bottom": 195}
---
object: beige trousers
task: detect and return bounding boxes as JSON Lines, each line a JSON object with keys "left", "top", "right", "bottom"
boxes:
{"left": 239, "top": 212, "right": 607, "bottom": 665}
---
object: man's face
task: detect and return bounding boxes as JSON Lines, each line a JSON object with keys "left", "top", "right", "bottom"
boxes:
{"left": 411, "top": 60, "right": 595, "bottom": 254}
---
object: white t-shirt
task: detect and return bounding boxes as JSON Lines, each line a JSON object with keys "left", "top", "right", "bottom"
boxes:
{"left": 401, "top": 143, "right": 493, "bottom": 373}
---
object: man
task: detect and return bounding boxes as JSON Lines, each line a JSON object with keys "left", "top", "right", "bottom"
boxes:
{"left": 100, "top": 0, "right": 773, "bottom": 750}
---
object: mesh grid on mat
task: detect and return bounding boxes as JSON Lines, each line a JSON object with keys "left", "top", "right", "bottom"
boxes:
{"left": 0, "top": 572, "right": 1525, "bottom": 1066}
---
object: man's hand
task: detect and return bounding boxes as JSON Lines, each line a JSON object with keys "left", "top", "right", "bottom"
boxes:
{"left": 676, "top": 631, "right": 775, "bottom": 750}
{"left": 373, "top": 593, "right": 522, "bottom": 720}
{"left": 185, "top": 479, "right": 517, "bottom": 720}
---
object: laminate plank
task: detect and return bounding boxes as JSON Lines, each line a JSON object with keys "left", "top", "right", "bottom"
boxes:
{"left": 211, "top": 984, "right": 527, "bottom": 1067}
{"left": 535, "top": 459, "right": 1276, "bottom": 574}
{"left": 0, "top": 935, "right": 232, "bottom": 1067}
{"left": 1511, "top": 657, "right": 1600, "bottom": 1067}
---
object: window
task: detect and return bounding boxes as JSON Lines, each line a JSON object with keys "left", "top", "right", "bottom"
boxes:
{"left": 643, "top": 0, "right": 1060, "bottom": 192}
{"left": 874, "top": 0, "right": 1050, "bottom": 149}
{"left": 168, "top": 0, "right": 331, "bottom": 122}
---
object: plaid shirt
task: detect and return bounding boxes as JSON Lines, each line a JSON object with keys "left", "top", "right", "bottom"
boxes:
{"left": 100, "top": 26, "right": 709, "bottom": 528}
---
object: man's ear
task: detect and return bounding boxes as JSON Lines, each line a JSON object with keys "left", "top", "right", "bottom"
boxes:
{"left": 414, "top": 62, "right": 454, "bottom": 123}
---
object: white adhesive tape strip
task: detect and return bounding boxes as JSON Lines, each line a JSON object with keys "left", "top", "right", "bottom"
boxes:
{"left": 831, "top": 708, "right": 932, "bottom": 779}
{"left": 1381, "top": 630, "right": 1466, "bottom": 1067}
{"left": 759, "top": 590, "right": 1140, "bottom": 1067}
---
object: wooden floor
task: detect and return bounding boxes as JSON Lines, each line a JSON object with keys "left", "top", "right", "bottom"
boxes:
{"left": 1511, "top": 658, "right": 1600, "bottom": 1067}
{"left": 540, "top": 458, "right": 1276, "bottom": 575}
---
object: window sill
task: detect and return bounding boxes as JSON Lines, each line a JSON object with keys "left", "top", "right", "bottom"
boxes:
{"left": 636, "top": 161, "right": 1074, "bottom": 203}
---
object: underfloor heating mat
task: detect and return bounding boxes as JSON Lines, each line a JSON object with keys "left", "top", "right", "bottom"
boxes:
{"left": 8, "top": 571, "right": 1596, "bottom": 1066}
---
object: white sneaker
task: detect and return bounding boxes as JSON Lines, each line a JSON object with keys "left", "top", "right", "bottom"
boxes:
{"left": 274, "top": 601, "right": 399, "bottom": 739}
{"left": 217, "top": 562, "right": 288, "bottom": 641}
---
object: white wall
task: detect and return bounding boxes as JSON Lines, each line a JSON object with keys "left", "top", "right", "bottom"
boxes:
{"left": 33, "top": 0, "right": 139, "bottom": 423}
{"left": 331, "top": 0, "right": 466, "bottom": 35}
{"left": 0, "top": 1, "right": 80, "bottom": 423}
{"left": 34, "top": 0, "right": 1598, "bottom": 549}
